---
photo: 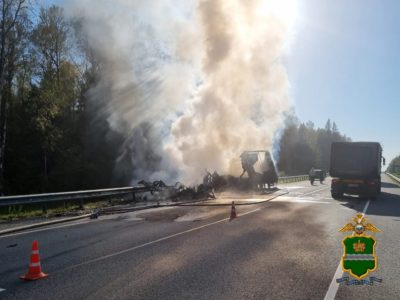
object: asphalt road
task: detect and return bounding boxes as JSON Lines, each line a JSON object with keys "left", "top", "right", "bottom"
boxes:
{"left": 0, "top": 174, "right": 399, "bottom": 299}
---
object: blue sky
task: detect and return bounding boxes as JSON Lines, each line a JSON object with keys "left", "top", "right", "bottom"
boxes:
{"left": 44, "top": 0, "right": 399, "bottom": 163}
{"left": 287, "top": 0, "right": 400, "bottom": 163}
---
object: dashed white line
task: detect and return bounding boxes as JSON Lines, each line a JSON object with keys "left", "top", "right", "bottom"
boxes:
{"left": 0, "top": 288, "right": 6, "bottom": 292}
{"left": 323, "top": 199, "right": 371, "bottom": 300}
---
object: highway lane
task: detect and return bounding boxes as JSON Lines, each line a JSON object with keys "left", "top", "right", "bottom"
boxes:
{"left": 335, "top": 174, "right": 400, "bottom": 300}
{"left": 0, "top": 176, "right": 399, "bottom": 299}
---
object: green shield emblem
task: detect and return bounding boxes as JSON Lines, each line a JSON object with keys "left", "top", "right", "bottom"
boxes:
{"left": 341, "top": 235, "right": 377, "bottom": 279}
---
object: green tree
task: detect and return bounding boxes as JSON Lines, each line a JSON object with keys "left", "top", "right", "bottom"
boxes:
{"left": 388, "top": 155, "right": 400, "bottom": 175}
{"left": 278, "top": 117, "right": 349, "bottom": 175}
{"left": 0, "top": 0, "right": 28, "bottom": 192}
{"left": 29, "top": 5, "right": 81, "bottom": 191}
{"left": 1, "top": 3, "right": 127, "bottom": 195}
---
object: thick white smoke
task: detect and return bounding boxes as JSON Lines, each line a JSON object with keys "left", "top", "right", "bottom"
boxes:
{"left": 66, "top": 0, "right": 296, "bottom": 184}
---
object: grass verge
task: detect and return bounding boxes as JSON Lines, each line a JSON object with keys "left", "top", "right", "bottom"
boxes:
{"left": 0, "top": 199, "right": 116, "bottom": 221}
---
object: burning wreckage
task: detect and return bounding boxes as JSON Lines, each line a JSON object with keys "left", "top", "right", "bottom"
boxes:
{"left": 239, "top": 151, "right": 278, "bottom": 189}
{"left": 135, "top": 151, "right": 279, "bottom": 202}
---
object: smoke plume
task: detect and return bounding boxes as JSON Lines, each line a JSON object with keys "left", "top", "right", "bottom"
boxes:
{"left": 66, "top": 0, "right": 296, "bottom": 184}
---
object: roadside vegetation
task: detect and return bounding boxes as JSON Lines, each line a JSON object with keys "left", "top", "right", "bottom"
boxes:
{"left": 387, "top": 155, "right": 400, "bottom": 177}
{"left": 0, "top": 199, "right": 117, "bottom": 221}
{"left": 277, "top": 117, "right": 349, "bottom": 176}
{"left": 0, "top": 204, "right": 80, "bottom": 221}
{"left": 0, "top": 2, "right": 123, "bottom": 195}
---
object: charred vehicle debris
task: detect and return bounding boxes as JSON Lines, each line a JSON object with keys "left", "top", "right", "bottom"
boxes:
{"left": 133, "top": 151, "right": 279, "bottom": 202}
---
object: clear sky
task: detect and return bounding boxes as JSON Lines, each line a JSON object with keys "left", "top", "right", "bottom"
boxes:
{"left": 43, "top": 0, "right": 399, "bottom": 163}
{"left": 287, "top": 0, "right": 400, "bottom": 163}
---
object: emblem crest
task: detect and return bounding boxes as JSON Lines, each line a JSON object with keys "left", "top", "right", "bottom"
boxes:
{"left": 339, "top": 213, "right": 380, "bottom": 280}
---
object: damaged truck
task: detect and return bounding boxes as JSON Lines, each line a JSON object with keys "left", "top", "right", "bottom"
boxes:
{"left": 240, "top": 150, "right": 278, "bottom": 190}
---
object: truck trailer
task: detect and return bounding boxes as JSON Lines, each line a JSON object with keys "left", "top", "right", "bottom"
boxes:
{"left": 329, "top": 142, "right": 384, "bottom": 199}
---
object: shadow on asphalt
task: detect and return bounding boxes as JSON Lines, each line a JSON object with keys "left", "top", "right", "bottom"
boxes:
{"left": 70, "top": 202, "right": 330, "bottom": 300}
{"left": 336, "top": 191, "right": 400, "bottom": 218}
{"left": 381, "top": 182, "right": 399, "bottom": 189}
{"left": 1, "top": 199, "right": 340, "bottom": 299}
{"left": 334, "top": 195, "right": 368, "bottom": 211}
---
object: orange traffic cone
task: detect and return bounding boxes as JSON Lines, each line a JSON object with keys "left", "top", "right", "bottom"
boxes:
{"left": 20, "top": 240, "right": 48, "bottom": 281}
{"left": 229, "top": 201, "right": 237, "bottom": 221}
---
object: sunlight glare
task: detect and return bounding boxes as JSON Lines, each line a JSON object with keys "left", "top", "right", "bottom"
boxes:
{"left": 258, "top": 0, "right": 299, "bottom": 29}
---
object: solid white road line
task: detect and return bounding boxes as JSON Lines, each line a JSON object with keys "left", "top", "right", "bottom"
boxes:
{"left": 61, "top": 206, "right": 266, "bottom": 271}
{"left": 272, "top": 198, "right": 330, "bottom": 204}
{"left": 323, "top": 199, "right": 371, "bottom": 300}
{"left": 279, "top": 186, "right": 307, "bottom": 190}
{"left": 238, "top": 208, "right": 261, "bottom": 216}
{"left": 63, "top": 218, "right": 230, "bottom": 270}
{"left": 362, "top": 200, "right": 371, "bottom": 215}
{"left": 0, "top": 288, "right": 6, "bottom": 292}
{"left": 0, "top": 219, "right": 94, "bottom": 239}
{"left": 0, "top": 207, "right": 177, "bottom": 239}
{"left": 324, "top": 263, "right": 344, "bottom": 300}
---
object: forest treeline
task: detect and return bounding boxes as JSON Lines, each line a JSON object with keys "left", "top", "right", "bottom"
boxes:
{"left": 0, "top": 2, "right": 127, "bottom": 195}
{"left": 0, "top": 2, "right": 350, "bottom": 195}
{"left": 277, "top": 117, "right": 350, "bottom": 175}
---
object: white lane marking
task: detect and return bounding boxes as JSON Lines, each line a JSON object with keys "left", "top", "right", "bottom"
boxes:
{"left": 323, "top": 199, "right": 370, "bottom": 300}
{"left": 324, "top": 263, "right": 344, "bottom": 300}
{"left": 279, "top": 186, "right": 305, "bottom": 190}
{"left": 0, "top": 219, "right": 93, "bottom": 239}
{"left": 362, "top": 201, "right": 371, "bottom": 214}
{"left": 299, "top": 187, "right": 329, "bottom": 197}
{"left": 238, "top": 208, "right": 261, "bottom": 216}
{"left": 272, "top": 198, "right": 330, "bottom": 204}
{"left": 61, "top": 206, "right": 265, "bottom": 271}
{"left": 0, "top": 194, "right": 276, "bottom": 238}
{"left": 0, "top": 288, "right": 5, "bottom": 292}
{"left": 63, "top": 218, "right": 230, "bottom": 270}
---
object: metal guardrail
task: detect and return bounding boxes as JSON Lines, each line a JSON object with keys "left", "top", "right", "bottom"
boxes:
{"left": 278, "top": 175, "right": 309, "bottom": 184}
{"left": 386, "top": 172, "right": 400, "bottom": 184}
{"left": 0, "top": 175, "right": 311, "bottom": 208}
{"left": 0, "top": 186, "right": 150, "bottom": 207}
